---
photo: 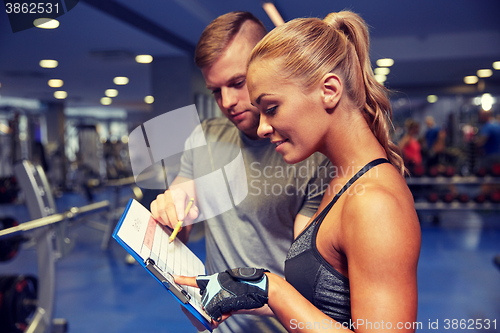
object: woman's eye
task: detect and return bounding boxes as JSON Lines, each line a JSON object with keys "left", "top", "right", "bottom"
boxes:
{"left": 265, "top": 106, "right": 277, "bottom": 115}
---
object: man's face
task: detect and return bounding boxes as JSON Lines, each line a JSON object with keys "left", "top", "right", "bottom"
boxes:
{"left": 201, "top": 34, "right": 261, "bottom": 140}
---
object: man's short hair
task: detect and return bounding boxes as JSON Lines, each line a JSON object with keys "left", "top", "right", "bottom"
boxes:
{"left": 195, "top": 11, "right": 267, "bottom": 69}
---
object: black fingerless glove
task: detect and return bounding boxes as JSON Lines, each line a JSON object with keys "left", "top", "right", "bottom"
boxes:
{"left": 196, "top": 267, "right": 270, "bottom": 322}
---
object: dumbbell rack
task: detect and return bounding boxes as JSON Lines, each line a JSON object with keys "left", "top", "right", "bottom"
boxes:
{"left": 406, "top": 175, "right": 500, "bottom": 211}
{"left": 8, "top": 160, "right": 106, "bottom": 333}
{"left": 13, "top": 160, "right": 60, "bottom": 333}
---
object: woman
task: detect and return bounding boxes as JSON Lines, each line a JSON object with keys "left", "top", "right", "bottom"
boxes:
{"left": 398, "top": 118, "right": 423, "bottom": 171}
{"left": 177, "top": 10, "right": 421, "bottom": 332}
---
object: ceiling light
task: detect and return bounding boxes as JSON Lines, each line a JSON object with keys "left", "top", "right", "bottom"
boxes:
{"left": 105, "top": 89, "right": 118, "bottom": 97}
{"left": 464, "top": 76, "right": 478, "bottom": 84}
{"left": 427, "top": 95, "right": 438, "bottom": 103}
{"left": 121, "top": 135, "right": 129, "bottom": 144}
{"left": 34, "top": 18, "right": 59, "bottom": 29}
{"left": 54, "top": 91, "right": 67, "bottom": 99}
{"left": 113, "top": 77, "right": 129, "bottom": 85}
{"left": 263, "top": 2, "right": 285, "bottom": 26}
{"left": 144, "top": 95, "right": 154, "bottom": 104}
{"left": 374, "top": 74, "right": 387, "bottom": 83}
{"left": 477, "top": 69, "right": 493, "bottom": 78}
{"left": 135, "top": 55, "right": 153, "bottom": 64}
{"left": 374, "top": 67, "right": 390, "bottom": 75}
{"left": 493, "top": 61, "right": 500, "bottom": 70}
{"left": 481, "top": 93, "right": 494, "bottom": 111}
{"left": 101, "top": 97, "right": 112, "bottom": 105}
{"left": 39, "top": 59, "right": 58, "bottom": 68}
{"left": 48, "top": 79, "right": 63, "bottom": 88}
{"left": 376, "top": 58, "right": 394, "bottom": 67}
{"left": 0, "top": 123, "right": 9, "bottom": 134}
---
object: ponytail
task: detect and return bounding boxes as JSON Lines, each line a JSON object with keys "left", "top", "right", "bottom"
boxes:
{"left": 323, "top": 11, "right": 405, "bottom": 175}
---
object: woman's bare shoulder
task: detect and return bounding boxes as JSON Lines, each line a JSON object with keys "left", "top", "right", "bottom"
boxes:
{"left": 338, "top": 169, "right": 420, "bottom": 255}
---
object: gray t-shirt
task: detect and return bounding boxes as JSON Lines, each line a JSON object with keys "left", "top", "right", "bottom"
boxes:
{"left": 177, "top": 117, "right": 333, "bottom": 333}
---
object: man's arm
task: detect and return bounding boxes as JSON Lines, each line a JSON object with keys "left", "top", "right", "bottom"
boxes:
{"left": 475, "top": 123, "right": 491, "bottom": 149}
{"left": 475, "top": 134, "right": 488, "bottom": 148}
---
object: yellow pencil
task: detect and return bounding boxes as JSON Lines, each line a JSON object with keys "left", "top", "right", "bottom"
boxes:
{"left": 169, "top": 198, "right": 194, "bottom": 243}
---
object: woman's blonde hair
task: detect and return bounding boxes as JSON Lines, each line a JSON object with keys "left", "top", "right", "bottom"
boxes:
{"left": 248, "top": 11, "right": 404, "bottom": 175}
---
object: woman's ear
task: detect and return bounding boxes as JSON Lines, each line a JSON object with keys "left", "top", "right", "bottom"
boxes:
{"left": 321, "top": 73, "right": 342, "bottom": 110}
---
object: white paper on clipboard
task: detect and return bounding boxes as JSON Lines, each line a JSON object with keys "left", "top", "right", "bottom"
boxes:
{"left": 113, "top": 199, "right": 212, "bottom": 331}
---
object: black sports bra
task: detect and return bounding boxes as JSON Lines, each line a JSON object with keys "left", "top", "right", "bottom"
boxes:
{"left": 284, "top": 158, "right": 390, "bottom": 323}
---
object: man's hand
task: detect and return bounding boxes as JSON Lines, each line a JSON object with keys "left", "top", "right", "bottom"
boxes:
{"left": 150, "top": 188, "right": 199, "bottom": 230}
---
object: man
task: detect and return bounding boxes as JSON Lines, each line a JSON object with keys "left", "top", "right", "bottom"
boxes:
{"left": 423, "top": 116, "right": 446, "bottom": 168}
{"left": 424, "top": 116, "right": 440, "bottom": 152}
{"left": 151, "top": 12, "right": 332, "bottom": 332}
{"left": 477, "top": 109, "right": 500, "bottom": 161}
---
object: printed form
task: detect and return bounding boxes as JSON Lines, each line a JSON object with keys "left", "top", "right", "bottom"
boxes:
{"left": 116, "top": 199, "right": 206, "bottom": 313}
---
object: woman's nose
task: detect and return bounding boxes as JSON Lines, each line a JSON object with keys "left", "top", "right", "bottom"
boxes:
{"left": 257, "top": 115, "right": 273, "bottom": 138}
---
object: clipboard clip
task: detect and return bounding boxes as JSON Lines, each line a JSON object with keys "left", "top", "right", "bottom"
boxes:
{"left": 145, "top": 258, "right": 191, "bottom": 304}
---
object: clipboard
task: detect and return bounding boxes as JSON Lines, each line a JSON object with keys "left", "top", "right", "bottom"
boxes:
{"left": 112, "top": 198, "right": 213, "bottom": 332}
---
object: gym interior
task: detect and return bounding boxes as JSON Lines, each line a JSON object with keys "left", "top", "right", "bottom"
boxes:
{"left": 1, "top": 1, "right": 499, "bottom": 332}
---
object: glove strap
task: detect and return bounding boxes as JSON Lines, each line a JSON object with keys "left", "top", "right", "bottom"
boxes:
{"left": 226, "top": 267, "right": 269, "bottom": 281}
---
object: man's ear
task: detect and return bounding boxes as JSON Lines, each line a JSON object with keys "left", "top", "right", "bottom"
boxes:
{"left": 321, "top": 73, "right": 342, "bottom": 110}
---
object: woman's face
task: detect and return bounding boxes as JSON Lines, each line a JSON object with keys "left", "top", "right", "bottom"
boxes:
{"left": 247, "top": 59, "right": 329, "bottom": 164}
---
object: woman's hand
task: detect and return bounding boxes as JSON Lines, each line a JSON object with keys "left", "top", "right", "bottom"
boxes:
{"left": 174, "top": 268, "right": 270, "bottom": 323}
{"left": 174, "top": 276, "right": 231, "bottom": 329}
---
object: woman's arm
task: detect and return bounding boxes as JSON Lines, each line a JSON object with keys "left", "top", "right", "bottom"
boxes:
{"left": 340, "top": 186, "right": 421, "bottom": 332}
{"left": 266, "top": 273, "right": 353, "bottom": 332}
{"left": 176, "top": 274, "right": 350, "bottom": 332}
{"left": 175, "top": 186, "right": 421, "bottom": 332}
